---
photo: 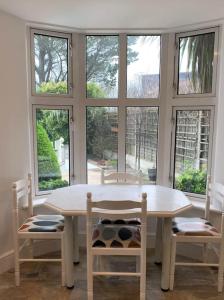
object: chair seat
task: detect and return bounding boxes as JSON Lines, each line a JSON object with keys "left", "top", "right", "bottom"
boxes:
{"left": 172, "top": 217, "right": 219, "bottom": 236}
{"left": 18, "top": 215, "right": 64, "bottom": 232}
{"left": 92, "top": 224, "right": 141, "bottom": 248}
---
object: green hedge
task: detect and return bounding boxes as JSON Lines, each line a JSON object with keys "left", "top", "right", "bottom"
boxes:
{"left": 39, "top": 179, "right": 69, "bottom": 191}
{"left": 175, "top": 168, "right": 207, "bottom": 195}
{"left": 37, "top": 123, "right": 61, "bottom": 182}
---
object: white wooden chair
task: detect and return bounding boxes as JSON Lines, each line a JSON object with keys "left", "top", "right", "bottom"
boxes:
{"left": 101, "top": 169, "right": 143, "bottom": 185}
{"left": 169, "top": 176, "right": 224, "bottom": 292}
{"left": 86, "top": 192, "right": 147, "bottom": 300}
{"left": 12, "top": 174, "right": 65, "bottom": 286}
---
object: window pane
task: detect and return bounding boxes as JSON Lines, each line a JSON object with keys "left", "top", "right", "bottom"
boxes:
{"left": 127, "top": 36, "right": 160, "bottom": 98}
{"left": 86, "top": 36, "right": 119, "bottom": 98}
{"left": 126, "top": 107, "right": 159, "bottom": 183}
{"left": 178, "top": 32, "right": 215, "bottom": 95}
{"left": 36, "top": 108, "right": 70, "bottom": 192}
{"left": 174, "top": 110, "right": 211, "bottom": 194}
{"left": 86, "top": 107, "right": 118, "bottom": 183}
{"left": 34, "top": 33, "right": 69, "bottom": 94}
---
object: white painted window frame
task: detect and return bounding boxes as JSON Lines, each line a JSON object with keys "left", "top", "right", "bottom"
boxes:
{"left": 174, "top": 27, "right": 219, "bottom": 98}
{"left": 30, "top": 28, "right": 73, "bottom": 97}
{"left": 28, "top": 27, "right": 219, "bottom": 200}
{"left": 169, "top": 105, "right": 215, "bottom": 200}
{"left": 84, "top": 33, "right": 164, "bottom": 185}
{"left": 32, "top": 104, "right": 74, "bottom": 196}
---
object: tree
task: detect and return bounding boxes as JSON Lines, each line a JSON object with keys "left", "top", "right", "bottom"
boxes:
{"left": 86, "top": 36, "right": 138, "bottom": 89}
{"left": 180, "top": 32, "right": 215, "bottom": 93}
{"left": 37, "top": 108, "right": 69, "bottom": 145}
{"left": 34, "top": 34, "right": 68, "bottom": 88}
{"left": 86, "top": 107, "right": 117, "bottom": 160}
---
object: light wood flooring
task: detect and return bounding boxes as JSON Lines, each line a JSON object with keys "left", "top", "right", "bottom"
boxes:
{"left": 0, "top": 248, "right": 223, "bottom": 300}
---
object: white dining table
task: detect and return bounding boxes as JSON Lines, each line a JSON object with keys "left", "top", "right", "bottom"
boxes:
{"left": 45, "top": 184, "right": 192, "bottom": 291}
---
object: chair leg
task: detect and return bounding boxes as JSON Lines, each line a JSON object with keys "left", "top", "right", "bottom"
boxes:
{"left": 87, "top": 269, "right": 93, "bottom": 300}
{"left": 61, "top": 235, "right": 66, "bottom": 286}
{"left": 218, "top": 240, "right": 224, "bottom": 292}
{"left": 140, "top": 254, "right": 146, "bottom": 300}
{"left": 14, "top": 239, "right": 20, "bottom": 286}
{"left": 87, "top": 250, "right": 93, "bottom": 300}
{"left": 169, "top": 236, "right": 177, "bottom": 290}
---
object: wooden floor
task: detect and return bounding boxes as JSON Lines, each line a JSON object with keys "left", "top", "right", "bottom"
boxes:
{"left": 0, "top": 248, "right": 223, "bottom": 300}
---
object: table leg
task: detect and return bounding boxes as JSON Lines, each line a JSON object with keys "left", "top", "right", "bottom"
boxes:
{"left": 73, "top": 216, "right": 80, "bottom": 264}
{"left": 161, "top": 217, "right": 172, "bottom": 291}
{"left": 65, "top": 216, "right": 74, "bottom": 288}
{"left": 155, "top": 217, "right": 163, "bottom": 264}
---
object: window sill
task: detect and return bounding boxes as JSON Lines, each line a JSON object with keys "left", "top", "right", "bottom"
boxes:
{"left": 189, "top": 197, "right": 221, "bottom": 214}
{"left": 22, "top": 197, "right": 47, "bottom": 209}
{"left": 33, "top": 197, "right": 47, "bottom": 207}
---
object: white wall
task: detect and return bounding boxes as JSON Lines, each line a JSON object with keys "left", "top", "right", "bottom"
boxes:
{"left": 0, "top": 10, "right": 30, "bottom": 272}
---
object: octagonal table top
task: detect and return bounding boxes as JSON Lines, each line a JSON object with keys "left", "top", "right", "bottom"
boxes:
{"left": 44, "top": 184, "right": 192, "bottom": 217}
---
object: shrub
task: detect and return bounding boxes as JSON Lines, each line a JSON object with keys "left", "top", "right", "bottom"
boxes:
{"left": 39, "top": 179, "right": 69, "bottom": 191}
{"left": 87, "top": 82, "right": 106, "bottom": 98}
{"left": 175, "top": 168, "right": 207, "bottom": 195}
{"left": 37, "top": 81, "right": 67, "bottom": 94}
{"left": 37, "top": 123, "right": 61, "bottom": 182}
{"left": 37, "top": 81, "right": 106, "bottom": 98}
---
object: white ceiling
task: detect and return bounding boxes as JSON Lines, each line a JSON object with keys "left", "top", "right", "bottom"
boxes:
{"left": 0, "top": 0, "right": 224, "bottom": 30}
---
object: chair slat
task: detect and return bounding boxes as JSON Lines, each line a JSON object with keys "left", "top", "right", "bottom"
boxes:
{"left": 92, "top": 211, "right": 142, "bottom": 219}
{"left": 101, "top": 170, "right": 142, "bottom": 185}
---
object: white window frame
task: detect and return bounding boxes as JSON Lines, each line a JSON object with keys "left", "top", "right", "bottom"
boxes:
{"left": 32, "top": 104, "right": 74, "bottom": 196}
{"left": 84, "top": 33, "right": 164, "bottom": 185}
{"left": 30, "top": 28, "right": 73, "bottom": 97}
{"left": 169, "top": 106, "right": 215, "bottom": 200}
{"left": 174, "top": 27, "right": 219, "bottom": 98}
{"left": 28, "top": 27, "right": 219, "bottom": 198}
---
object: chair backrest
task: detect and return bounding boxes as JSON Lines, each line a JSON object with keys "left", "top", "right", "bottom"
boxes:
{"left": 12, "top": 174, "right": 33, "bottom": 229}
{"left": 205, "top": 175, "right": 224, "bottom": 220}
{"left": 210, "top": 183, "right": 224, "bottom": 212}
{"left": 101, "top": 169, "right": 143, "bottom": 185}
{"left": 205, "top": 175, "right": 212, "bottom": 220}
{"left": 86, "top": 192, "right": 147, "bottom": 249}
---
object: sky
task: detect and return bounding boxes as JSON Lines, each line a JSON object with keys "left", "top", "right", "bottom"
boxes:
{"left": 127, "top": 36, "right": 161, "bottom": 81}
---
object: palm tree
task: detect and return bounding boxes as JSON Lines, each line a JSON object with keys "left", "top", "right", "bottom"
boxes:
{"left": 180, "top": 32, "right": 215, "bottom": 93}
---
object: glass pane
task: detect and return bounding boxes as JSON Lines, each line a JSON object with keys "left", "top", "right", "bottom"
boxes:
{"left": 174, "top": 110, "right": 211, "bottom": 194}
{"left": 126, "top": 107, "right": 159, "bottom": 183}
{"left": 86, "top": 107, "right": 118, "bottom": 183}
{"left": 34, "top": 34, "right": 69, "bottom": 94}
{"left": 178, "top": 32, "right": 215, "bottom": 95}
{"left": 127, "top": 36, "right": 160, "bottom": 98}
{"left": 36, "top": 108, "right": 70, "bottom": 191}
{"left": 86, "top": 36, "right": 119, "bottom": 98}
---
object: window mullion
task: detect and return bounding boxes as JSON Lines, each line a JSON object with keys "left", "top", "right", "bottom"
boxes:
{"left": 118, "top": 105, "right": 126, "bottom": 172}
{"left": 118, "top": 33, "right": 127, "bottom": 100}
{"left": 117, "top": 34, "right": 127, "bottom": 172}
